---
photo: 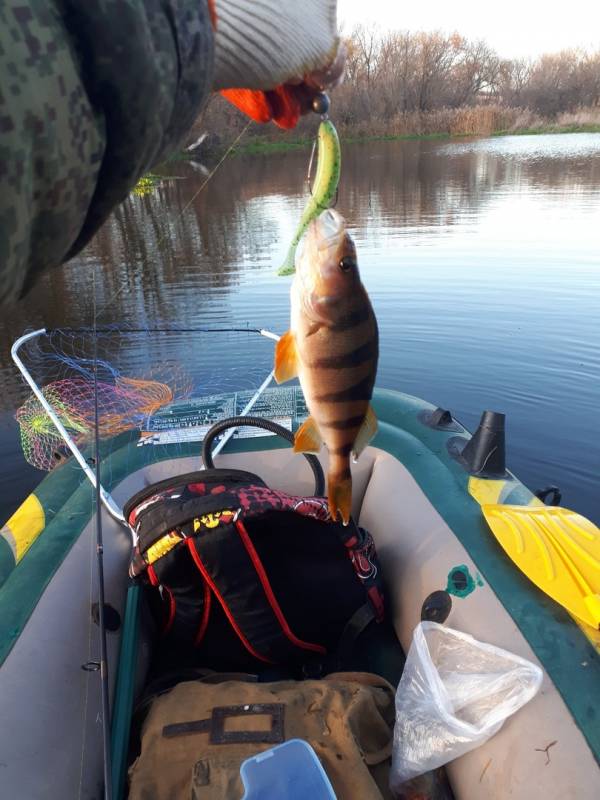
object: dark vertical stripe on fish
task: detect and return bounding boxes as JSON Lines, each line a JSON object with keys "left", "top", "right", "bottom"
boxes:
{"left": 308, "top": 339, "right": 377, "bottom": 369}
{"left": 329, "top": 306, "right": 372, "bottom": 332}
{"left": 329, "top": 442, "right": 354, "bottom": 457}
{"left": 315, "top": 375, "right": 375, "bottom": 404}
{"left": 320, "top": 415, "right": 366, "bottom": 430}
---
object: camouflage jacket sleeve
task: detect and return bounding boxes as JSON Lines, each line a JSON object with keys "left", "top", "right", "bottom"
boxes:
{"left": 0, "top": 0, "right": 214, "bottom": 304}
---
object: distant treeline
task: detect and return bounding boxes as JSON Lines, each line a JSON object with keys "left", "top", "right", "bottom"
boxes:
{"left": 188, "top": 28, "right": 600, "bottom": 147}
{"left": 338, "top": 28, "right": 600, "bottom": 117}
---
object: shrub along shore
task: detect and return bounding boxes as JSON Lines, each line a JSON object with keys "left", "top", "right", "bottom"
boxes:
{"left": 187, "top": 29, "right": 600, "bottom": 158}
{"left": 226, "top": 105, "right": 600, "bottom": 155}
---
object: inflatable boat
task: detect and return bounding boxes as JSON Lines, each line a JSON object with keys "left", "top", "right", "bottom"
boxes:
{"left": 0, "top": 329, "right": 598, "bottom": 800}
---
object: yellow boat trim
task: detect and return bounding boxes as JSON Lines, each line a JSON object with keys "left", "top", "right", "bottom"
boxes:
{"left": 0, "top": 494, "right": 45, "bottom": 563}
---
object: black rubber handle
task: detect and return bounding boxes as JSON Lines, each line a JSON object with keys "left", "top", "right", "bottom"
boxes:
{"left": 535, "top": 485, "right": 562, "bottom": 506}
{"left": 201, "top": 415, "right": 325, "bottom": 497}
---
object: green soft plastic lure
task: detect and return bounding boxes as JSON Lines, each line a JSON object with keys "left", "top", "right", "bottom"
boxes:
{"left": 278, "top": 119, "right": 341, "bottom": 276}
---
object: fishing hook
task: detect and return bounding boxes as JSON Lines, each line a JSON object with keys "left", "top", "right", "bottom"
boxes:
{"left": 305, "top": 137, "right": 317, "bottom": 195}
{"left": 306, "top": 92, "right": 331, "bottom": 196}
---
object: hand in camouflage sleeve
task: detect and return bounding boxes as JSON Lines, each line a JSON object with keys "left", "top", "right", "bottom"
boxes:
{"left": 0, "top": 0, "right": 342, "bottom": 305}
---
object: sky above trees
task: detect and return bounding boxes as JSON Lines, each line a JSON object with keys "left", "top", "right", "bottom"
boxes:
{"left": 338, "top": 0, "right": 600, "bottom": 59}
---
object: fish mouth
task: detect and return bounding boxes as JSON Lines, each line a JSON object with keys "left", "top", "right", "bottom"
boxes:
{"left": 315, "top": 209, "right": 345, "bottom": 250}
{"left": 296, "top": 209, "right": 347, "bottom": 312}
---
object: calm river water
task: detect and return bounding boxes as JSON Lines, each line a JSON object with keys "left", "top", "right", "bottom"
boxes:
{"left": 0, "top": 132, "right": 599, "bottom": 523}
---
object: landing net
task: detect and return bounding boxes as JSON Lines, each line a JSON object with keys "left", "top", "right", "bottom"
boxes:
{"left": 13, "top": 326, "right": 280, "bottom": 477}
{"left": 16, "top": 367, "right": 192, "bottom": 471}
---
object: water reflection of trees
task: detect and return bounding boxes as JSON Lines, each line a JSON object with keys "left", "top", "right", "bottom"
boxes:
{"left": 28, "top": 139, "right": 600, "bottom": 310}
{"left": 1, "top": 137, "right": 598, "bottom": 411}
{"left": 340, "top": 138, "right": 600, "bottom": 232}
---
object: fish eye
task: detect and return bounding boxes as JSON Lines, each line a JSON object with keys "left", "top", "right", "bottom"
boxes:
{"left": 339, "top": 256, "right": 356, "bottom": 272}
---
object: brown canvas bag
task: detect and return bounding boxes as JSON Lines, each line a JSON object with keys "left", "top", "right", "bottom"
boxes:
{"left": 128, "top": 672, "right": 395, "bottom": 799}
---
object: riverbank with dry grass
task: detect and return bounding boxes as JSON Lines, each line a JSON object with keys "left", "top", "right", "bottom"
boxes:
{"left": 227, "top": 105, "right": 600, "bottom": 156}
{"left": 181, "top": 28, "right": 600, "bottom": 159}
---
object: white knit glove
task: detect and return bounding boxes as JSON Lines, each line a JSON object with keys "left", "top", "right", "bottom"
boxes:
{"left": 212, "top": 0, "right": 339, "bottom": 90}
{"left": 211, "top": 0, "right": 343, "bottom": 127}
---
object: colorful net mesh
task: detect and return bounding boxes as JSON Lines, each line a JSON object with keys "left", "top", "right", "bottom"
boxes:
{"left": 13, "top": 326, "right": 277, "bottom": 473}
{"left": 16, "top": 366, "right": 192, "bottom": 471}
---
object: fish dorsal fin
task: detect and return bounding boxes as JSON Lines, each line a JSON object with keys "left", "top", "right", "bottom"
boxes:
{"left": 274, "top": 330, "right": 298, "bottom": 384}
{"left": 293, "top": 415, "right": 322, "bottom": 454}
{"left": 352, "top": 405, "right": 378, "bottom": 460}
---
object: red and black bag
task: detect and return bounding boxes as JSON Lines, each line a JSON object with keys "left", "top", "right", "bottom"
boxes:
{"left": 125, "top": 469, "right": 385, "bottom": 671}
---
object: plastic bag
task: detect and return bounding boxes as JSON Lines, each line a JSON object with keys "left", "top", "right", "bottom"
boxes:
{"left": 390, "top": 622, "right": 543, "bottom": 792}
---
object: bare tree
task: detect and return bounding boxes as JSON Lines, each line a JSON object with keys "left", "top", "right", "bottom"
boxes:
{"left": 190, "top": 30, "right": 600, "bottom": 146}
{"left": 352, "top": 24, "right": 380, "bottom": 89}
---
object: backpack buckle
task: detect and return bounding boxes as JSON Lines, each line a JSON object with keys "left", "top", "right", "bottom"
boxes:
{"left": 162, "top": 703, "right": 285, "bottom": 745}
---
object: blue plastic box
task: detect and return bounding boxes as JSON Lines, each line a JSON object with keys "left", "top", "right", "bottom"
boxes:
{"left": 241, "top": 739, "right": 337, "bottom": 799}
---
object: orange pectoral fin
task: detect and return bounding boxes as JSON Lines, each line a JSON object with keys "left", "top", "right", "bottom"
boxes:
{"left": 274, "top": 330, "right": 299, "bottom": 384}
{"left": 328, "top": 475, "right": 352, "bottom": 526}
{"left": 293, "top": 416, "right": 322, "bottom": 453}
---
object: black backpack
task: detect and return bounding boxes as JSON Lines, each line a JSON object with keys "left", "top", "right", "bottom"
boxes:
{"left": 125, "top": 469, "right": 385, "bottom": 672}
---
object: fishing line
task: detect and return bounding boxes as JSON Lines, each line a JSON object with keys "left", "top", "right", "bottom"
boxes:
{"left": 94, "top": 119, "right": 253, "bottom": 321}
{"left": 174, "top": 119, "right": 253, "bottom": 223}
{"left": 77, "top": 471, "right": 97, "bottom": 800}
{"left": 306, "top": 137, "right": 317, "bottom": 193}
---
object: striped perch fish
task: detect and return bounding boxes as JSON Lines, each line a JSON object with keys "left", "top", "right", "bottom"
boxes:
{"left": 274, "top": 209, "right": 379, "bottom": 525}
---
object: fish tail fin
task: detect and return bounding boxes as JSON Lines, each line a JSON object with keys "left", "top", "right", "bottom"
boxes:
{"left": 328, "top": 470, "right": 353, "bottom": 526}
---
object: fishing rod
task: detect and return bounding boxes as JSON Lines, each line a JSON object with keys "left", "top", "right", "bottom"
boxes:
{"left": 46, "top": 326, "right": 265, "bottom": 335}
{"left": 92, "top": 322, "right": 113, "bottom": 800}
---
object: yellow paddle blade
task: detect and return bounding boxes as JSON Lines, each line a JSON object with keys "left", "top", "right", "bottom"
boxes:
{"left": 482, "top": 504, "right": 600, "bottom": 629}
